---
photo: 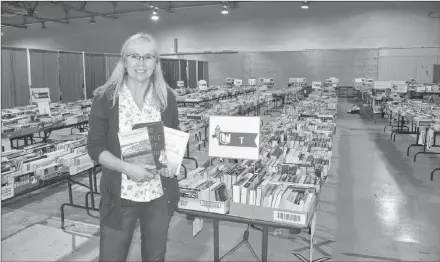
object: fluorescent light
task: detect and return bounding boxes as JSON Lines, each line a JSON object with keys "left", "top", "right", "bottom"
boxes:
{"left": 151, "top": 8, "right": 159, "bottom": 20}
{"left": 301, "top": 2, "right": 309, "bottom": 9}
{"left": 221, "top": 4, "right": 229, "bottom": 15}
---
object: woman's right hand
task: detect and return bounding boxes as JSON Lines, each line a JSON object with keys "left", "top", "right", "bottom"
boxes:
{"left": 123, "top": 163, "right": 156, "bottom": 183}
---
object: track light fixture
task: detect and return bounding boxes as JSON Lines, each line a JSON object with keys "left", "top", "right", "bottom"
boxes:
{"left": 151, "top": 7, "right": 159, "bottom": 21}
{"left": 301, "top": 1, "right": 309, "bottom": 9}
{"left": 41, "top": 22, "right": 47, "bottom": 30}
{"left": 221, "top": 4, "right": 229, "bottom": 15}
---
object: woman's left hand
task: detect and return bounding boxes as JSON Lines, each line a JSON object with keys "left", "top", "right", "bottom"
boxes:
{"left": 158, "top": 168, "right": 174, "bottom": 178}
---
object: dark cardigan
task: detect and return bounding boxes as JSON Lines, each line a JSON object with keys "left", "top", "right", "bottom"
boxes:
{"left": 87, "top": 87, "right": 180, "bottom": 229}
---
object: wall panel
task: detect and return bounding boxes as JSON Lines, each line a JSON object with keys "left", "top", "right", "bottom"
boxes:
{"left": 189, "top": 49, "right": 378, "bottom": 86}
{"left": 29, "top": 50, "right": 61, "bottom": 102}
{"left": 85, "top": 54, "right": 106, "bottom": 99}
{"left": 188, "top": 60, "right": 197, "bottom": 88}
{"left": 378, "top": 48, "right": 440, "bottom": 82}
{"left": 1, "top": 48, "right": 29, "bottom": 108}
{"left": 161, "top": 59, "right": 179, "bottom": 89}
{"left": 59, "top": 52, "right": 84, "bottom": 102}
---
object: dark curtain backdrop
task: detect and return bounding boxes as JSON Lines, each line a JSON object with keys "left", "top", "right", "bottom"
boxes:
{"left": 188, "top": 60, "right": 197, "bottom": 88}
{"left": 105, "top": 54, "right": 120, "bottom": 79}
{"left": 1, "top": 48, "right": 30, "bottom": 108}
{"left": 85, "top": 53, "right": 106, "bottom": 99}
{"left": 29, "top": 49, "right": 61, "bottom": 102}
{"left": 203, "top": 62, "right": 209, "bottom": 86}
{"left": 179, "top": 59, "right": 188, "bottom": 86}
{"left": 59, "top": 52, "right": 84, "bottom": 102}
{"left": 197, "top": 61, "right": 204, "bottom": 81}
{"left": 161, "top": 59, "right": 179, "bottom": 89}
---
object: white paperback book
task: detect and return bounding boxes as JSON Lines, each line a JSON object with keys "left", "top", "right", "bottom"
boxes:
{"left": 164, "top": 127, "right": 190, "bottom": 177}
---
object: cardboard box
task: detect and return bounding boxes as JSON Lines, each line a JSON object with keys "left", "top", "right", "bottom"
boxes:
{"left": 178, "top": 197, "right": 231, "bottom": 214}
{"left": 229, "top": 194, "right": 317, "bottom": 228}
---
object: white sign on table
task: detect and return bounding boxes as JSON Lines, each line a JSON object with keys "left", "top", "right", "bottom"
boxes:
{"left": 37, "top": 102, "right": 51, "bottom": 116}
{"left": 1, "top": 137, "right": 12, "bottom": 152}
{"left": 31, "top": 87, "right": 51, "bottom": 103}
{"left": 209, "top": 116, "right": 260, "bottom": 160}
{"left": 31, "top": 87, "right": 52, "bottom": 116}
{"left": 198, "top": 80, "right": 207, "bottom": 91}
{"left": 234, "top": 79, "right": 242, "bottom": 87}
{"left": 312, "top": 82, "right": 322, "bottom": 89}
{"left": 1, "top": 184, "right": 14, "bottom": 200}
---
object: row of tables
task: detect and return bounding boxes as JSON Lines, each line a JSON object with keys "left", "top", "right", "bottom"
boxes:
{"left": 381, "top": 101, "right": 440, "bottom": 181}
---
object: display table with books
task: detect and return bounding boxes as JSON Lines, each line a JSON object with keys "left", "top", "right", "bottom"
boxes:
{"left": 1, "top": 134, "right": 99, "bottom": 208}
{"left": 176, "top": 90, "right": 337, "bottom": 262}
{"left": 1, "top": 99, "right": 92, "bottom": 151}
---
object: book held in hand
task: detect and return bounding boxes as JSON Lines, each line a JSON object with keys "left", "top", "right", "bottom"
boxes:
{"left": 118, "top": 127, "right": 156, "bottom": 168}
{"left": 164, "top": 127, "right": 190, "bottom": 177}
{"left": 119, "top": 121, "right": 189, "bottom": 177}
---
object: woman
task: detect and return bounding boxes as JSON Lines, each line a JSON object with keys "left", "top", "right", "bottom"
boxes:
{"left": 87, "top": 32, "right": 180, "bottom": 262}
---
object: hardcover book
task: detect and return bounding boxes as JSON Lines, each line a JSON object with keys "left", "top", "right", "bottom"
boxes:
{"left": 118, "top": 127, "right": 157, "bottom": 169}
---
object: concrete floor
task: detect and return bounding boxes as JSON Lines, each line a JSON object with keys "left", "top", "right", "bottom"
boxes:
{"left": 2, "top": 98, "right": 440, "bottom": 261}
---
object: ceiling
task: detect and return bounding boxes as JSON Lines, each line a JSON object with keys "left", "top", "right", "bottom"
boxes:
{"left": 1, "top": 1, "right": 238, "bottom": 29}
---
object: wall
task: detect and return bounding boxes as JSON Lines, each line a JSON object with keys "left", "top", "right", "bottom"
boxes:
{"left": 2, "top": 2, "right": 439, "bottom": 86}
{"left": 183, "top": 49, "right": 379, "bottom": 87}
{"left": 378, "top": 48, "right": 440, "bottom": 83}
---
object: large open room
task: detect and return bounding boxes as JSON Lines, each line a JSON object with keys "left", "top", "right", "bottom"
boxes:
{"left": 1, "top": 1, "right": 440, "bottom": 261}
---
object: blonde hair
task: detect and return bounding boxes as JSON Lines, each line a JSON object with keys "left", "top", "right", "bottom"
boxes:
{"left": 93, "top": 32, "right": 168, "bottom": 111}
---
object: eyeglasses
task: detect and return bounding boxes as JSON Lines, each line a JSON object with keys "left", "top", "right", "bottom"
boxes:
{"left": 126, "top": 54, "right": 156, "bottom": 63}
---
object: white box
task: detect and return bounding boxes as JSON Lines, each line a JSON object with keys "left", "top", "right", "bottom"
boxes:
{"left": 178, "top": 197, "right": 231, "bottom": 214}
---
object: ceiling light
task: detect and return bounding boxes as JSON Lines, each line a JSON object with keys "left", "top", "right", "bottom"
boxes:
{"left": 151, "top": 7, "right": 159, "bottom": 21}
{"left": 89, "top": 16, "right": 96, "bottom": 24}
{"left": 41, "top": 22, "right": 46, "bottom": 30}
{"left": 221, "top": 5, "right": 229, "bottom": 15}
{"left": 301, "top": 1, "right": 309, "bottom": 9}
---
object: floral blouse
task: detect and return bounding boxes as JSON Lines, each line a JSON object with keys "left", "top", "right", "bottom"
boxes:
{"left": 119, "top": 85, "right": 163, "bottom": 202}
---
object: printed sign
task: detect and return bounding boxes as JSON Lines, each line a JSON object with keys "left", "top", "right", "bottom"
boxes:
{"left": 234, "top": 79, "right": 242, "bottom": 87}
{"left": 31, "top": 88, "right": 51, "bottom": 103}
{"left": 289, "top": 78, "right": 306, "bottom": 83}
{"left": 2, "top": 137, "right": 12, "bottom": 152}
{"left": 177, "top": 81, "right": 185, "bottom": 87}
{"left": 248, "top": 78, "right": 256, "bottom": 86}
{"left": 354, "top": 78, "right": 366, "bottom": 83}
{"left": 1, "top": 184, "right": 14, "bottom": 200}
{"left": 374, "top": 81, "right": 390, "bottom": 90}
{"left": 209, "top": 116, "right": 260, "bottom": 160}
{"left": 193, "top": 217, "right": 204, "bottom": 237}
{"left": 312, "top": 82, "right": 322, "bottom": 89}
{"left": 198, "top": 80, "right": 207, "bottom": 91}
{"left": 226, "top": 77, "right": 234, "bottom": 83}
{"left": 389, "top": 81, "right": 408, "bottom": 93}
{"left": 37, "top": 102, "right": 51, "bottom": 116}
{"left": 273, "top": 211, "right": 306, "bottom": 225}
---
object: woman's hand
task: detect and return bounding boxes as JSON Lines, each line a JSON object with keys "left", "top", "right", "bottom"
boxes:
{"left": 158, "top": 168, "right": 175, "bottom": 178}
{"left": 123, "top": 163, "right": 157, "bottom": 182}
